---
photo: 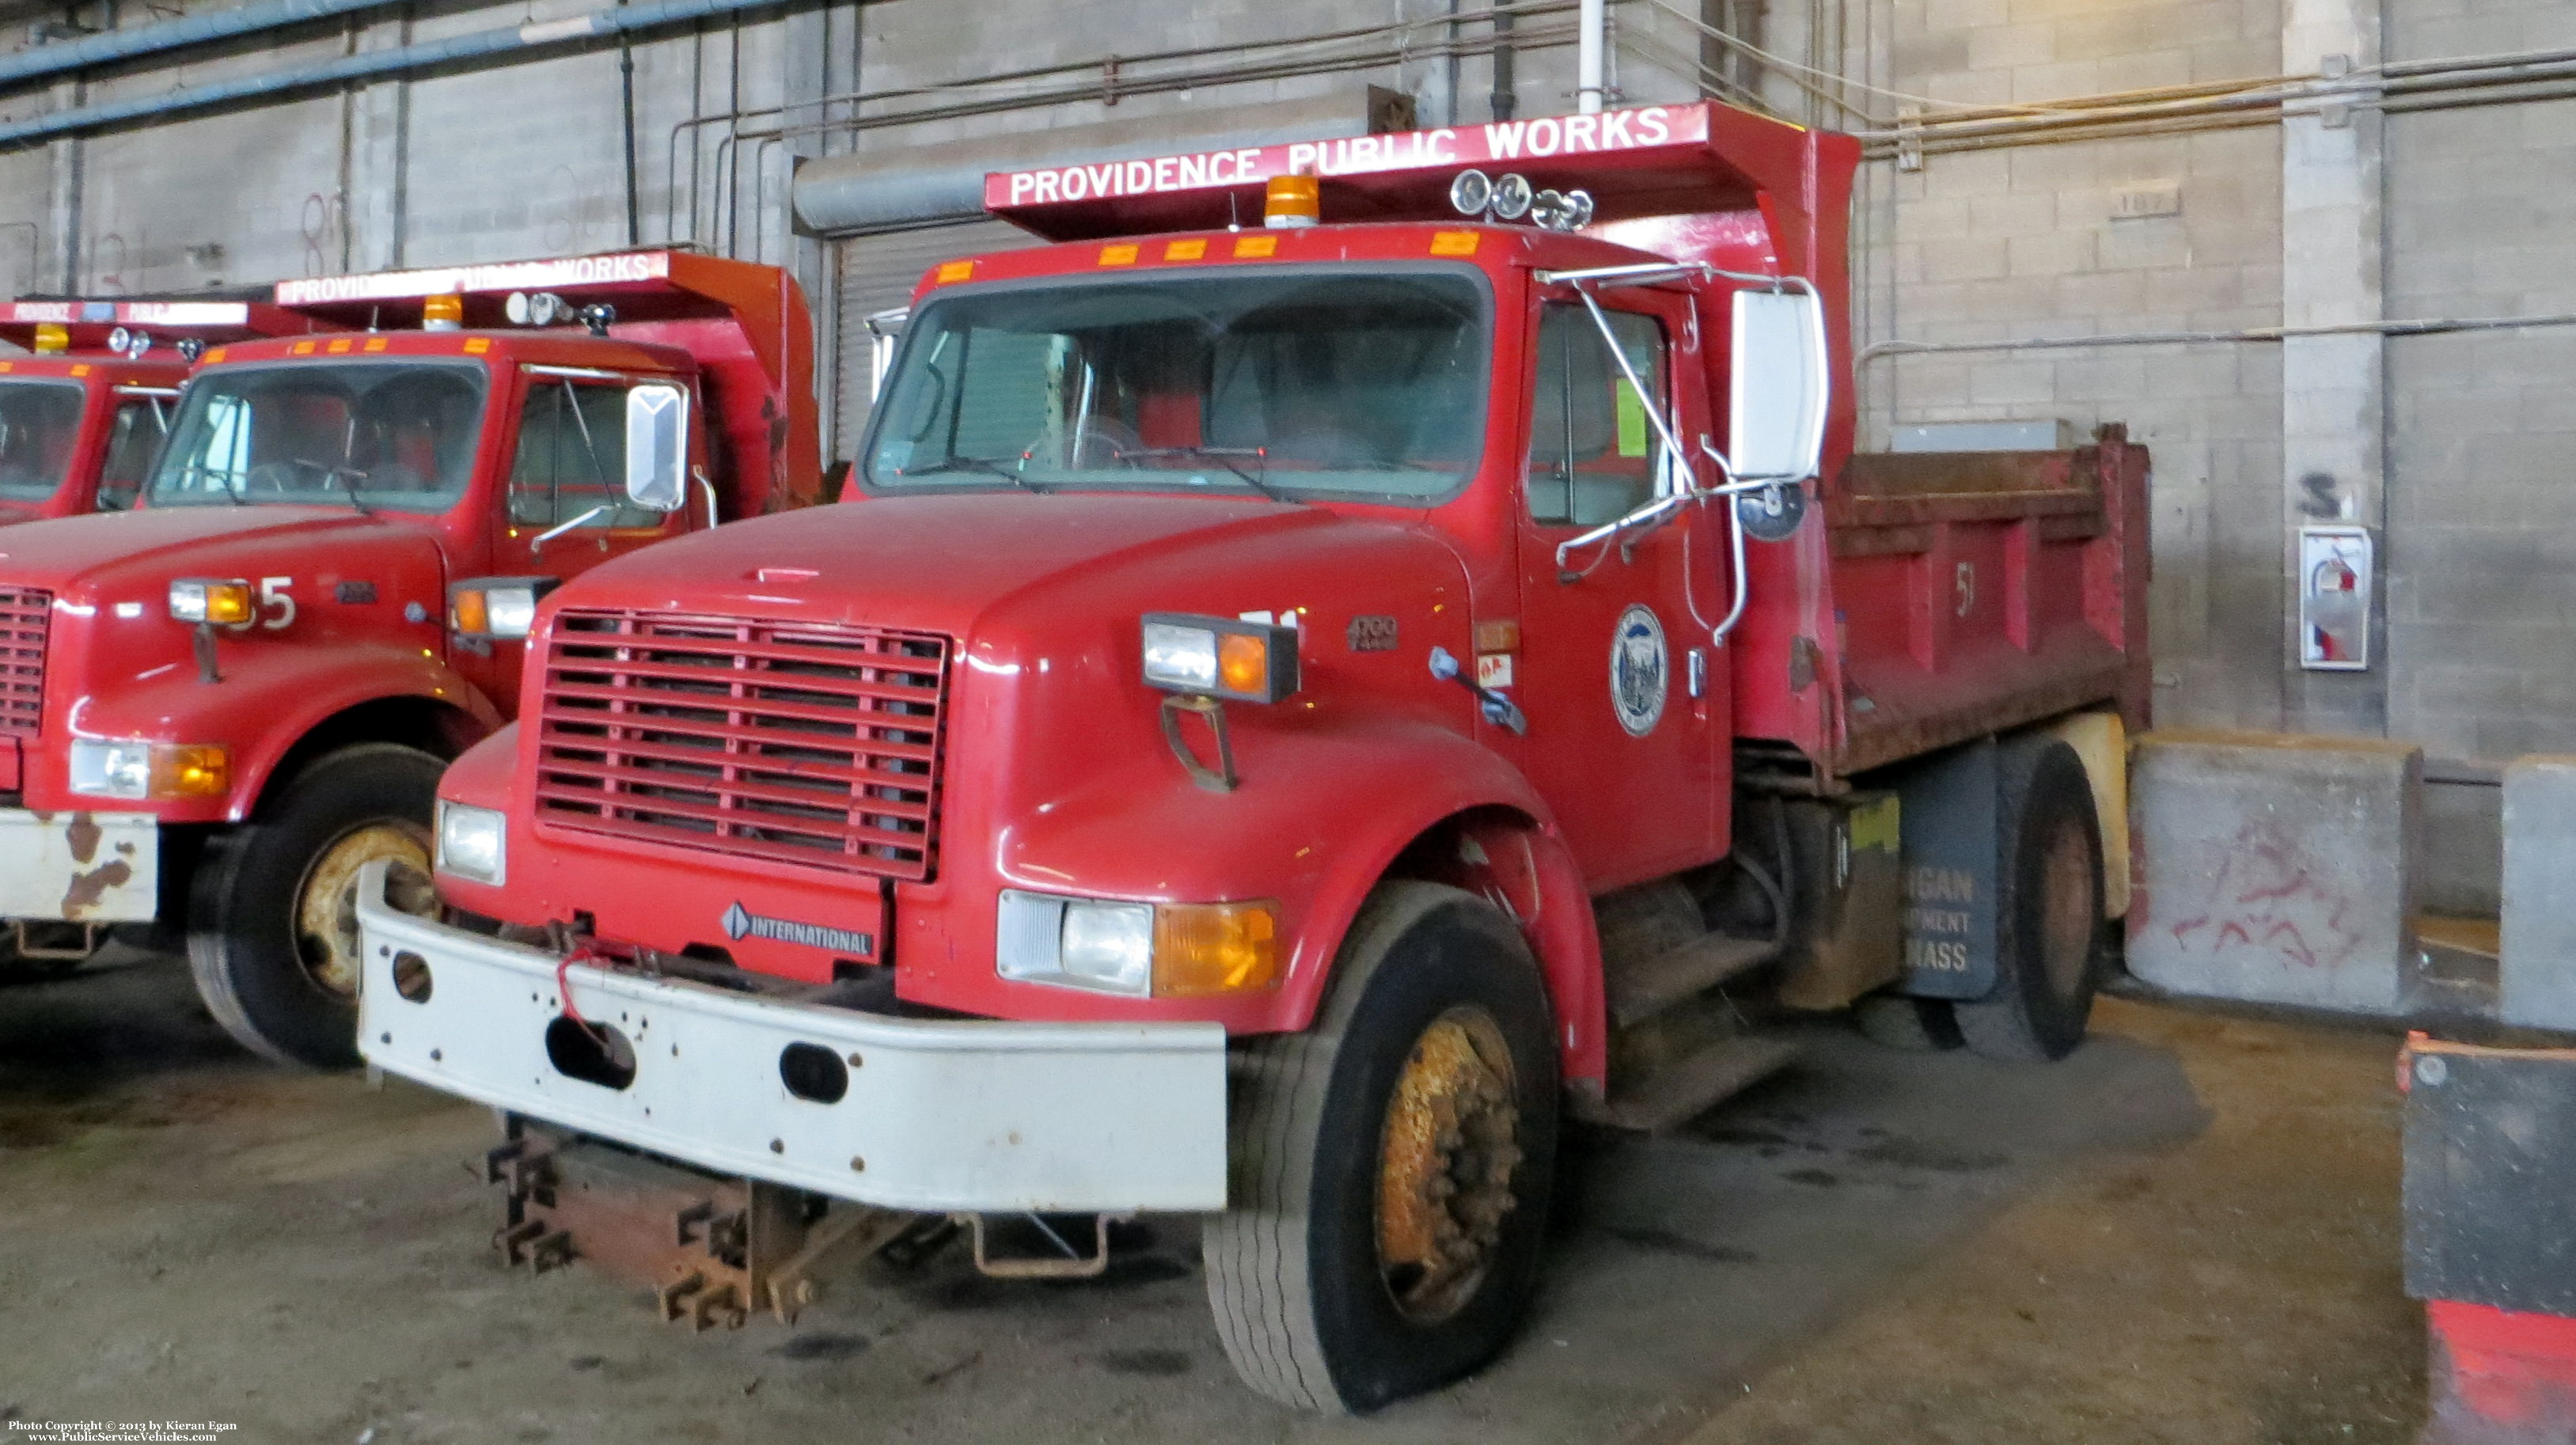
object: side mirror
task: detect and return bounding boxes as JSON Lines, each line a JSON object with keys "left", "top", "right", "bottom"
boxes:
{"left": 1728, "top": 287, "right": 1828, "bottom": 481}
{"left": 624, "top": 382, "right": 690, "bottom": 512}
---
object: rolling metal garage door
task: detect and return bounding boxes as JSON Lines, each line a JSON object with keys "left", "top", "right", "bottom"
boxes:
{"left": 830, "top": 220, "right": 1039, "bottom": 461}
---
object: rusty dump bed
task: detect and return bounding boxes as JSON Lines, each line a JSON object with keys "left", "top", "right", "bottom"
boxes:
{"left": 1796, "top": 425, "right": 2149, "bottom": 779}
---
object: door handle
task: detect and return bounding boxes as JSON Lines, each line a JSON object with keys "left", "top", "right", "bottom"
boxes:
{"left": 1429, "top": 646, "right": 1527, "bottom": 735}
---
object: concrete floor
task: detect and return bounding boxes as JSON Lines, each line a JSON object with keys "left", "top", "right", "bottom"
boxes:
{"left": 0, "top": 949, "right": 2420, "bottom": 1443}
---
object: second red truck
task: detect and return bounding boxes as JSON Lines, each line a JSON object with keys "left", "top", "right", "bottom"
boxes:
{"left": 0, "top": 251, "right": 821, "bottom": 1065}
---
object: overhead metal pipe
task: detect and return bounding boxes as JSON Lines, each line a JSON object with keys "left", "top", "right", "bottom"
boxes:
{"left": 0, "top": 0, "right": 781, "bottom": 149}
{"left": 0, "top": 0, "right": 403, "bottom": 91}
{"left": 1576, "top": 0, "right": 1606, "bottom": 112}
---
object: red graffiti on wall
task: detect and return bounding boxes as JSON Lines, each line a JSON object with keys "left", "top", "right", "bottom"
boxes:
{"left": 2165, "top": 816, "right": 2362, "bottom": 971}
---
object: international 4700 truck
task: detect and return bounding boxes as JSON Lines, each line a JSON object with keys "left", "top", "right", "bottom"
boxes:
{"left": 355, "top": 101, "right": 2149, "bottom": 1409}
{"left": 0, "top": 251, "right": 821, "bottom": 1067}
{"left": 0, "top": 298, "right": 323, "bottom": 524}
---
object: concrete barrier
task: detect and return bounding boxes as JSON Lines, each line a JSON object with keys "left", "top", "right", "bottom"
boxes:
{"left": 2127, "top": 730, "right": 2423, "bottom": 1015}
{"left": 2501, "top": 756, "right": 2576, "bottom": 1032}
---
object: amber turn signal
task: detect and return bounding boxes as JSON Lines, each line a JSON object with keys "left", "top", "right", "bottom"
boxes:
{"left": 1152, "top": 901, "right": 1282, "bottom": 996}
{"left": 151, "top": 744, "right": 230, "bottom": 798}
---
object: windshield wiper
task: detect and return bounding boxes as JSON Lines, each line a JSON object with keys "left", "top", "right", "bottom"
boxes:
{"left": 901, "top": 456, "right": 1049, "bottom": 492}
{"left": 302, "top": 459, "right": 374, "bottom": 517}
{"left": 1116, "top": 446, "right": 1296, "bottom": 504}
{"left": 175, "top": 462, "right": 242, "bottom": 506}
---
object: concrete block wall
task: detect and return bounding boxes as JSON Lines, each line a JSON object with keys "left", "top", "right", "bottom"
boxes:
{"left": 2383, "top": 0, "right": 2576, "bottom": 761}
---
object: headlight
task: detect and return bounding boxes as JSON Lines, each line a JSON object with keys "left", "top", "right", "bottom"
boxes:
{"left": 1139, "top": 613, "right": 1299, "bottom": 703}
{"left": 67, "top": 740, "right": 229, "bottom": 800}
{"left": 168, "top": 578, "right": 253, "bottom": 627}
{"left": 448, "top": 576, "right": 560, "bottom": 642}
{"left": 997, "top": 889, "right": 1280, "bottom": 998}
{"left": 435, "top": 799, "right": 507, "bottom": 886}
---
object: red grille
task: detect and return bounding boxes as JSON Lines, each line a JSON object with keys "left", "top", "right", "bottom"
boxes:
{"left": 533, "top": 609, "right": 952, "bottom": 881}
{"left": 0, "top": 586, "right": 46, "bottom": 741}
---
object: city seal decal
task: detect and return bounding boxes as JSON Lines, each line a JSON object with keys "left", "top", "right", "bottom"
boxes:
{"left": 1610, "top": 604, "right": 1668, "bottom": 738}
{"left": 723, "top": 901, "right": 875, "bottom": 958}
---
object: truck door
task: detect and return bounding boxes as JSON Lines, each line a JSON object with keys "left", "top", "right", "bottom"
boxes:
{"left": 92, "top": 387, "right": 176, "bottom": 511}
{"left": 1511, "top": 294, "right": 1728, "bottom": 889}
{"left": 456, "top": 369, "right": 696, "bottom": 708}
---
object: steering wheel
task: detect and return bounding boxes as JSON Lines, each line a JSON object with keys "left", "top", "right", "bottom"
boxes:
{"left": 1053, "top": 417, "right": 1143, "bottom": 471}
{"left": 244, "top": 460, "right": 312, "bottom": 493}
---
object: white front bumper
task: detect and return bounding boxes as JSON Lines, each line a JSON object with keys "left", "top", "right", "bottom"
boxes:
{"left": 352, "top": 863, "right": 1231, "bottom": 1214}
{"left": 0, "top": 808, "right": 158, "bottom": 922}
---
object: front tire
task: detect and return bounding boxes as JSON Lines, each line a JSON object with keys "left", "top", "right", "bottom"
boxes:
{"left": 1954, "top": 738, "right": 2104, "bottom": 1062}
{"left": 187, "top": 744, "right": 443, "bottom": 1069}
{"left": 1204, "top": 882, "right": 1559, "bottom": 1413}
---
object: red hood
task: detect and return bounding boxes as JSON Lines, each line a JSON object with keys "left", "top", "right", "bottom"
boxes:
{"left": 560, "top": 491, "right": 1338, "bottom": 637}
{"left": 0, "top": 506, "right": 427, "bottom": 597}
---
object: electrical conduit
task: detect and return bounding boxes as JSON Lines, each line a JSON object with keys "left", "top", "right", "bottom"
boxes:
{"left": 0, "top": 0, "right": 780, "bottom": 148}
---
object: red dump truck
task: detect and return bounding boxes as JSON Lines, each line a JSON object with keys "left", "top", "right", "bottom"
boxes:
{"left": 355, "top": 101, "right": 2149, "bottom": 1409}
{"left": 0, "top": 299, "right": 321, "bottom": 523}
{"left": 0, "top": 251, "right": 821, "bottom": 1068}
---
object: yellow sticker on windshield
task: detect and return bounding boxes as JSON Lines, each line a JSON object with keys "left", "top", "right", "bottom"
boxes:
{"left": 1614, "top": 385, "right": 1649, "bottom": 457}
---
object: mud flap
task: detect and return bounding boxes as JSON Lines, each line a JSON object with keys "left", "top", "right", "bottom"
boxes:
{"left": 1882, "top": 738, "right": 2000, "bottom": 1000}
{"left": 486, "top": 1118, "right": 926, "bottom": 1329}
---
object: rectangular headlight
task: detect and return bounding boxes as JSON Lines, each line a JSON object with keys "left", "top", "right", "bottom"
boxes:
{"left": 449, "top": 577, "right": 560, "bottom": 642}
{"left": 67, "top": 740, "right": 150, "bottom": 799}
{"left": 997, "top": 889, "right": 1280, "bottom": 999}
{"left": 67, "top": 740, "right": 229, "bottom": 800}
{"left": 435, "top": 799, "right": 507, "bottom": 885}
{"left": 1139, "top": 613, "right": 1299, "bottom": 703}
{"left": 169, "top": 578, "right": 253, "bottom": 627}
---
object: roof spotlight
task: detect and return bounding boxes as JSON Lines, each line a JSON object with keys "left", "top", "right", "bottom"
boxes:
{"left": 1489, "top": 173, "right": 1535, "bottom": 222}
{"left": 1449, "top": 169, "right": 1494, "bottom": 218}
{"left": 504, "top": 290, "right": 569, "bottom": 326}
{"left": 106, "top": 325, "right": 133, "bottom": 355}
{"left": 1527, "top": 188, "right": 1599, "bottom": 233}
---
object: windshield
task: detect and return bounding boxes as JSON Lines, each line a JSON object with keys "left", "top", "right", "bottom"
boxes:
{"left": 863, "top": 268, "right": 1489, "bottom": 502}
{"left": 146, "top": 361, "right": 488, "bottom": 512}
{"left": 0, "top": 379, "right": 86, "bottom": 502}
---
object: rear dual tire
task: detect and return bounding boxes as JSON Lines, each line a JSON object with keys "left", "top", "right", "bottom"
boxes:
{"left": 1952, "top": 738, "right": 2104, "bottom": 1063}
{"left": 188, "top": 744, "right": 442, "bottom": 1070}
{"left": 1204, "top": 882, "right": 1559, "bottom": 1413}
{"left": 1854, "top": 737, "right": 2104, "bottom": 1064}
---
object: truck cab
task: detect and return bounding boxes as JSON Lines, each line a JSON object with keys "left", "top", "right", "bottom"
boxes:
{"left": 0, "top": 249, "right": 821, "bottom": 1069}
{"left": 356, "top": 103, "right": 2148, "bottom": 1409}
{"left": 0, "top": 299, "right": 317, "bottom": 523}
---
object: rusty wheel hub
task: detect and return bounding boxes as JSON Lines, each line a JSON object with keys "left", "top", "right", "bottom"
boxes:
{"left": 1375, "top": 1007, "right": 1523, "bottom": 1324}
{"left": 294, "top": 821, "right": 433, "bottom": 997}
{"left": 2038, "top": 813, "right": 2095, "bottom": 997}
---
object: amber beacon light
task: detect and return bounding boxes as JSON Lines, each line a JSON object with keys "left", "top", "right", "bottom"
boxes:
{"left": 1264, "top": 172, "right": 1320, "bottom": 229}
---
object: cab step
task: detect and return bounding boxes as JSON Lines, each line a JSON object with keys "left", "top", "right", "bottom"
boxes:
{"left": 1605, "top": 932, "right": 1779, "bottom": 1027}
{"left": 1572, "top": 1035, "right": 1800, "bottom": 1134}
